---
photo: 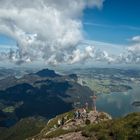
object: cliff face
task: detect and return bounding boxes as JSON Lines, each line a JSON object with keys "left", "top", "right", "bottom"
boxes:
{"left": 29, "top": 112, "right": 140, "bottom": 140}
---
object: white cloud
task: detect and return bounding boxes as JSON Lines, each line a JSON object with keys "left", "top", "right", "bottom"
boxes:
{"left": 0, "top": 0, "right": 105, "bottom": 65}
{"left": 83, "top": 38, "right": 140, "bottom": 64}
{"left": 117, "top": 36, "right": 140, "bottom": 64}
{"left": 126, "top": 43, "right": 140, "bottom": 64}
{"left": 2, "top": 0, "right": 139, "bottom": 66}
{"left": 95, "top": 50, "right": 116, "bottom": 63}
{"left": 131, "top": 36, "right": 140, "bottom": 42}
{"left": 68, "top": 46, "right": 95, "bottom": 64}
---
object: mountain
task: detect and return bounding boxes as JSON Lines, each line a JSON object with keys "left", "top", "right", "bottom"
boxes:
{"left": 0, "top": 68, "right": 93, "bottom": 128}
{"left": 0, "top": 67, "right": 35, "bottom": 80}
{"left": 0, "top": 68, "right": 139, "bottom": 140}
{"left": 0, "top": 109, "right": 139, "bottom": 140}
{"left": 29, "top": 112, "right": 140, "bottom": 140}
{"left": 67, "top": 74, "right": 78, "bottom": 82}
{"left": 35, "top": 69, "right": 60, "bottom": 78}
{"left": 0, "top": 68, "right": 17, "bottom": 79}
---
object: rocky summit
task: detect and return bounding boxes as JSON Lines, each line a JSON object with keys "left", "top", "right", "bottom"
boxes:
{"left": 28, "top": 112, "right": 140, "bottom": 140}
{"left": 29, "top": 109, "right": 112, "bottom": 140}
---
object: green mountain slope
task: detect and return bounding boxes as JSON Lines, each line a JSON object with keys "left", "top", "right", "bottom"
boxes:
{"left": 0, "top": 117, "right": 46, "bottom": 140}
{"left": 29, "top": 112, "right": 140, "bottom": 140}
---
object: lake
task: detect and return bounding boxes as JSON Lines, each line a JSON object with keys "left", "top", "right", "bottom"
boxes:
{"left": 96, "top": 83, "right": 140, "bottom": 117}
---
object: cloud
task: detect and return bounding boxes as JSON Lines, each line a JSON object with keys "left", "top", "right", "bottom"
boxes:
{"left": 126, "top": 44, "right": 140, "bottom": 64}
{"left": 116, "top": 36, "right": 140, "bottom": 64}
{"left": 2, "top": 0, "right": 139, "bottom": 66}
{"left": 0, "top": 0, "right": 105, "bottom": 65}
{"left": 68, "top": 46, "right": 95, "bottom": 64}
{"left": 131, "top": 36, "right": 140, "bottom": 42}
{"left": 95, "top": 50, "right": 116, "bottom": 63}
{"left": 84, "top": 38, "right": 140, "bottom": 64}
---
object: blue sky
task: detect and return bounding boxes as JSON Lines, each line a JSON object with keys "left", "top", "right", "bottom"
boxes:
{"left": 1, "top": 0, "right": 140, "bottom": 46}
{"left": 0, "top": 34, "right": 16, "bottom": 46}
{"left": 0, "top": 0, "right": 140, "bottom": 45}
{"left": 83, "top": 0, "right": 140, "bottom": 44}
{"left": 0, "top": 0, "right": 140, "bottom": 66}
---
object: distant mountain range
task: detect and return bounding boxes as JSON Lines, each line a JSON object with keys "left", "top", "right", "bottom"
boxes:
{"left": 0, "top": 67, "right": 35, "bottom": 80}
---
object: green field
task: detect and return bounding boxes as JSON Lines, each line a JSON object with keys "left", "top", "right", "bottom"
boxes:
{"left": 78, "top": 77, "right": 132, "bottom": 94}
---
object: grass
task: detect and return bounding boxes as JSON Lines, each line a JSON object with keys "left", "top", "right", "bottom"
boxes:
{"left": 81, "top": 112, "right": 140, "bottom": 140}
{"left": 2, "top": 106, "right": 15, "bottom": 113}
{"left": 45, "top": 128, "right": 74, "bottom": 138}
{"left": 0, "top": 117, "right": 46, "bottom": 140}
{"left": 36, "top": 110, "right": 74, "bottom": 137}
{"left": 30, "top": 112, "right": 140, "bottom": 140}
{"left": 78, "top": 77, "right": 132, "bottom": 94}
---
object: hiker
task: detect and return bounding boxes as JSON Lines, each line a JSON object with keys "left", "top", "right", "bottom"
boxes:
{"left": 85, "top": 102, "right": 89, "bottom": 110}
{"left": 74, "top": 110, "right": 77, "bottom": 119}
{"left": 81, "top": 108, "right": 87, "bottom": 119}
{"left": 74, "top": 110, "right": 79, "bottom": 119}
{"left": 61, "top": 117, "right": 65, "bottom": 126}
{"left": 74, "top": 109, "right": 80, "bottom": 119}
{"left": 57, "top": 119, "right": 61, "bottom": 127}
{"left": 83, "top": 108, "right": 87, "bottom": 114}
{"left": 77, "top": 110, "right": 81, "bottom": 119}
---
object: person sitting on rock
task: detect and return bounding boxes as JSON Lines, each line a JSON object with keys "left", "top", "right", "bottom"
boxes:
{"left": 57, "top": 119, "right": 61, "bottom": 127}
{"left": 53, "top": 124, "right": 57, "bottom": 129}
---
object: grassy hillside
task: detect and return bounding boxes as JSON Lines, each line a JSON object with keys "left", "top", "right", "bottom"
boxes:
{"left": 30, "top": 112, "right": 140, "bottom": 140}
{"left": 0, "top": 111, "right": 139, "bottom": 140}
{"left": 0, "top": 117, "right": 46, "bottom": 140}
{"left": 82, "top": 112, "right": 140, "bottom": 140}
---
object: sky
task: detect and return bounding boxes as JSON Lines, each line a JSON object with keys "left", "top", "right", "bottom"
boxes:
{"left": 83, "top": 0, "right": 140, "bottom": 44}
{"left": 0, "top": 0, "right": 140, "bottom": 67}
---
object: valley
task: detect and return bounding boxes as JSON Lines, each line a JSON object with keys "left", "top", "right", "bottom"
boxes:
{"left": 0, "top": 67, "right": 139, "bottom": 140}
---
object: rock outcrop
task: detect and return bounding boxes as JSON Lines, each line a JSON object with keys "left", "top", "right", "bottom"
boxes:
{"left": 29, "top": 110, "right": 112, "bottom": 140}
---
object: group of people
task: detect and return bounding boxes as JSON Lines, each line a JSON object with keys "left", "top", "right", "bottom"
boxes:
{"left": 74, "top": 108, "right": 88, "bottom": 120}
{"left": 56, "top": 103, "right": 89, "bottom": 128}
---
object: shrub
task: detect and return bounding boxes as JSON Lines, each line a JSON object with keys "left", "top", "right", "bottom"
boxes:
{"left": 85, "top": 119, "right": 91, "bottom": 125}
